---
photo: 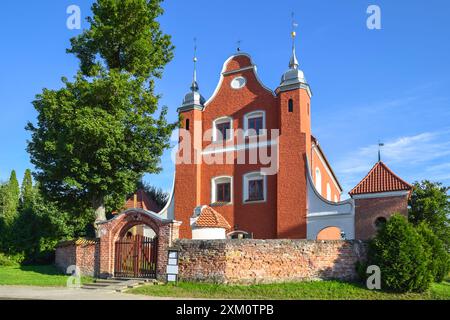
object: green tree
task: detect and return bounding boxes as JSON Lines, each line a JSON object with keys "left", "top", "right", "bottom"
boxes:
{"left": 136, "top": 180, "right": 169, "bottom": 210}
{"left": 26, "top": 0, "right": 177, "bottom": 232}
{"left": 415, "top": 222, "right": 450, "bottom": 283}
{"left": 409, "top": 180, "right": 450, "bottom": 249}
{"left": 21, "top": 169, "right": 34, "bottom": 209}
{"left": 368, "top": 214, "right": 433, "bottom": 293}
{"left": 0, "top": 171, "right": 20, "bottom": 226}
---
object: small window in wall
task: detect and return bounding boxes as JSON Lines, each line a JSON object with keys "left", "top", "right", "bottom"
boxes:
{"left": 244, "top": 111, "right": 265, "bottom": 136}
{"left": 315, "top": 168, "right": 322, "bottom": 196}
{"left": 288, "top": 99, "right": 294, "bottom": 113}
{"left": 211, "top": 176, "right": 232, "bottom": 205}
{"left": 185, "top": 119, "right": 190, "bottom": 131}
{"left": 213, "top": 117, "right": 233, "bottom": 142}
{"left": 375, "top": 217, "right": 387, "bottom": 231}
{"left": 243, "top": 172, "right": 266, "bottom": 203}
{"left": 326, "top": 183, "right": 331, "bottom": 201}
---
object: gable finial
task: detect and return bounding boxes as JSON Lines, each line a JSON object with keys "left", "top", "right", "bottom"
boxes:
{"left": 289, "top": 12, "right": 299, "bottom": 69}
{"left": 191, "top": 37, "right": 199, "bottom": 92}
{"left": 378, "top": 141, "right": 385, "bottom": 162}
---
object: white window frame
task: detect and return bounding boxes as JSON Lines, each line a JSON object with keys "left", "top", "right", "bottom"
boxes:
{"left": 326, "top": 183, "right": 332, "bottom": 201}
{"left": 243, "top": 110, "right": 266, "bottom": 137}
{"left": 211, "top": 176, "right": 233, "bottom": 204}
{"left": 212, "top": 116, "right": 233, "bottom": 143}
{"left": 243, "top": 171, "right": 267, "bottom": 204}
{"left": 315, "top": 167, "right": 322, "bottom": 196}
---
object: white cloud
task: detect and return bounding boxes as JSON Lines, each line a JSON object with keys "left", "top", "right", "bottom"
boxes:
{"left": 335, "top": 130, "right": 450, "bottom": 193}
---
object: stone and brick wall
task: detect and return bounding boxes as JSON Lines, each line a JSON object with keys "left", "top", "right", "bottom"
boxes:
{"left": 175, "top": 239, "right": 367, "bottom": 284}
{"left": 55, "top": 239, "right": 99, "bottom": 277}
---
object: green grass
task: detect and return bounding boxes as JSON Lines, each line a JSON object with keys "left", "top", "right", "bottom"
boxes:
{"left": 129, "top": 278, "right": 450, "bottom": 300}
{"left": 0, "top": 265, "right": 93, "bottom": 287}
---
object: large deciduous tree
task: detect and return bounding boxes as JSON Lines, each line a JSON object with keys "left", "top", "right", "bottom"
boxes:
{"left": 26, "top": 0, "right": 177, "bottom": 231}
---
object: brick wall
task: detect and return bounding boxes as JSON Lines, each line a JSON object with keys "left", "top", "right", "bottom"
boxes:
{"left": 176, "top": 239, "right": 367, "bottom": 284}
{"left": 355, "top": 195, "right": 408, "bottom": 240}
{"left": 55, "top": 240, "right": 99, "bottom": 277}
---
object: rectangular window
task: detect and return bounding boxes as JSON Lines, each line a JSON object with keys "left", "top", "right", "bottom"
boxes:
{"left": 215, "top": 122, "right": 231, "bottom": 141}
{"left": 247, "top": 117, "right": 263, "bottom": 135}
{"left": 248, "top": 179, "right": 264, "bottom": 201}
{"left": 216, "top": 182, "right": 231, "bottom": 203}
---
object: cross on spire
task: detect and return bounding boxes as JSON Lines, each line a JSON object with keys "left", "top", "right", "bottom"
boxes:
{"left": 191, "top": 37, "right": 199, "bottom": 92}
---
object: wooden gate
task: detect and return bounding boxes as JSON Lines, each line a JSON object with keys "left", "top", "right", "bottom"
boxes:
{"left": 114, "top": 235, "right": 158, "bottom": 279}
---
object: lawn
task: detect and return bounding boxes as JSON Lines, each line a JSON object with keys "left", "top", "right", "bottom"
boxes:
{"left": 129, "top": 279, "right": 450, "bottom": 300}
{"left": 0, "top": 265, "right": 93, "bottom": 287}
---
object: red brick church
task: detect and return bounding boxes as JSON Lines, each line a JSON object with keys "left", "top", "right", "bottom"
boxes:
{"left": 155, "top": 32, "right": 413, "bottom": 241}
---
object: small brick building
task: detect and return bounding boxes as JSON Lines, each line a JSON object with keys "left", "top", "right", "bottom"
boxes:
{"left": 349, "top": 161, "right": 412, "bottom": 240}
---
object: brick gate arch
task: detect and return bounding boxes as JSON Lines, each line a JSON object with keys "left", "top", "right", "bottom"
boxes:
{"left": 96, "top": 209, "right": 181, "bottom": 280}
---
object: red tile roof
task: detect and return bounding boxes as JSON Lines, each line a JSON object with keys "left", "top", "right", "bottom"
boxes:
{"left": 349, "top": 161, "right": 412, "bottom": 196}
{"left": 195, "top": 206, "right": 231, "bottom": 230}
{"left": 124, "top": 189, "right": 161, "bottom": 213}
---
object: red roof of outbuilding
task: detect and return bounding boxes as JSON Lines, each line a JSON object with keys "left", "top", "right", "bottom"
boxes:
{"left": 196, "top": 206, "right": 231, "bottom": 230}
{"left": 349, "top": 161, "right": 412, "bottom": 196}
{"left": 124, "top": 189, "right": 161, "bottom": 213}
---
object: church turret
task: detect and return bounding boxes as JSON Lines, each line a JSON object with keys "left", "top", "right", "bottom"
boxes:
{"left": 276, "top": 17, "right": 312, "bottom": 239}
{"left": 175, "top": 40, "right": 204, "bottom": 238}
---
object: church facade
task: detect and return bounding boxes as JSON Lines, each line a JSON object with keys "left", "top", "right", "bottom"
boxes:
{"left": 157, "top": 36, "right": 413, "bottom": 241}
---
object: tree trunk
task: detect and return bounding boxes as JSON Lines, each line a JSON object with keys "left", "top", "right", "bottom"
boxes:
{"left": 93, "top": 197, "right": 106, "bottom": 238}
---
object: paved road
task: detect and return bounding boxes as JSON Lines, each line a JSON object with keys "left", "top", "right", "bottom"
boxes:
{"left": 0, "top": 286, "right": 183, "bottom": 300}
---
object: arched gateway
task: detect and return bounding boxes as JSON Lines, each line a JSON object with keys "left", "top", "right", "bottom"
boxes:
{"left": 96, "top": 209, "right": 181, "bottom": 280}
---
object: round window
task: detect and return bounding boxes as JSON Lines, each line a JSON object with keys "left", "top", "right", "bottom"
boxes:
{"left": 230, "top": 76, "right": 246, "bottom": 89}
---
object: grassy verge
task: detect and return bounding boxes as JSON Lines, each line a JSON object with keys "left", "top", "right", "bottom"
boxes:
{"left": 129, "top": 279, "right": 450, "bottom": 300}
{"left": 0, "top": 265, "right": 93, "bottom": 287}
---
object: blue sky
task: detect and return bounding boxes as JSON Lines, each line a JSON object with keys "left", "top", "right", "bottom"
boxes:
{"left": 0, "top": 0, "right": 449, "bottom": 196}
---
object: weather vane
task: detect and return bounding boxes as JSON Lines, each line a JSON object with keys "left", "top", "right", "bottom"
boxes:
{"left": 378, "top": 141, "right": 384, "bottom": 162}
{"left": 291, "top": 12, "right": 298, "bottom": 39}
{"left": 237, "top": 40, "right": 241, "bottom": 52}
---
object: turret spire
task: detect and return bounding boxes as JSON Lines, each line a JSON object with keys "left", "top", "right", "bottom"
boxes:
{"left": 191, "top": 37, "right": 199, "bottom": 92}
{"left": 289, "top": 12, "right": 299, "bottom": 70}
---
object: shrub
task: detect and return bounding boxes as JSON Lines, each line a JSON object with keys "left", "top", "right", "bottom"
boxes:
{"left": 0, "top": 252, "right": 24, "bottom": 266}
{"left": 415, "top": 222, "right": 450, "bottom": 282}
{"left": 368, "top": 214, "right": 433, "bottom": 293}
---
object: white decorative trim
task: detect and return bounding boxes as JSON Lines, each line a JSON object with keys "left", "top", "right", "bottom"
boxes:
{"left": 326, "top": 183, "right": 331, "bottom": 201}
{"left": 204, "top": 53, "right": 275, "bottom": 110}
{"left": 315, "top": 167, "right": 322, "bottom": 196}
{"left": 243, "top": 110, "right": 266, "bottom": 137}
{"left": 242, "top": 171, "right": 267, "bottom": 204}
{"left": 212, "top": 116, "right": 233, "bottom": 143}
{"left": 211, "top": 176, "right": 233, "bottom": 204}
{"left": 312, "top": 145, "right": 343, "bottom": 193}
{"left": 351, "top": 190, "right": 409, "bottom": 199}
{"left": 230, "top": 76, "right": 247, "bottom": 89}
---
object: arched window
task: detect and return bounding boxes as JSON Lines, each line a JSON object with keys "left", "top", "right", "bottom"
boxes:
{"left": 375, "top": 217, "right": 387, "bottom": 231}
{"left": 211, "top": 176, "right": 233, "bottom": 205}
{"left": 288, "top": 99, "right": 294, "bottom": 113}
{"left": 212, "top": 117, "right": 233, "bottom": 142}
{"left": 185, "top": 119, "right": 190, "bottom": 131}
{"left": 244, "top": 111, "right": 266, "bottom": 137}
{"left": 326, "top": 183, "right": 331, "bottom": 201}
{"left": 243, "top": 171, "right": 267, "bottom": 203}
{"left": 315, "top": 167, "right": 322, "bottom": 195}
